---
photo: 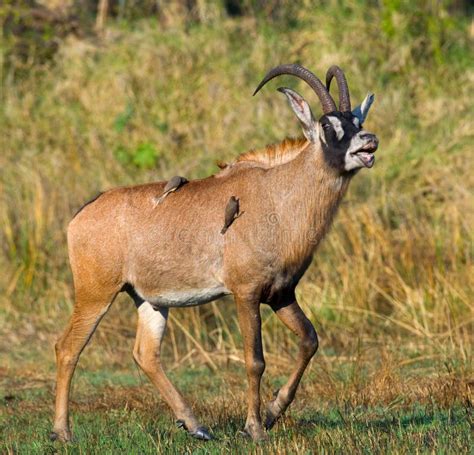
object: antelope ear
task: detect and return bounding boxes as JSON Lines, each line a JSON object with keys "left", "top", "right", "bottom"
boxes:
{"left": 277, "top": 87, "right": 317, "bottom": 142}
{"left": 352, "top": 93, "right": 375, "bottom": 125}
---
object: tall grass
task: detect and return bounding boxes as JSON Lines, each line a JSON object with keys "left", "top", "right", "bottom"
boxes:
{"left": 0, "top": 1, "right": 472, "bottom": 377}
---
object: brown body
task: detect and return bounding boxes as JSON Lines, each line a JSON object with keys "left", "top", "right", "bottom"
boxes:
{"left": 69, "top": 141, "right": 347, "bottom": 307}
{"left": 51, "top": 64, "right": 378, "bottom": 442}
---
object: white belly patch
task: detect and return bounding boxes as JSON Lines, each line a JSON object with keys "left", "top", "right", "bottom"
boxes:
{"left": 142, "top": 286, "right": 231, "bottom": 308}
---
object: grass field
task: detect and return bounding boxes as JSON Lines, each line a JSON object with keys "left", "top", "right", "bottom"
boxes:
{"left": 2, "top": 361, "right": 472, "bottom": 453}
{"left": 1, "top": 1, "right": 473, "bottom": 453}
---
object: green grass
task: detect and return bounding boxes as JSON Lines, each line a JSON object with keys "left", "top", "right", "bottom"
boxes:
{"left": 1, "top": 365, "right": 472, "bottom": 454}
{"left": 0, "top": 1, "right": 473, "bottom": 453}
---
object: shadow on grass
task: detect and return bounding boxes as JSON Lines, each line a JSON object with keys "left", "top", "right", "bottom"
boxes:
{"left": 299, "top": 406, "right": 467, "bottom": 432}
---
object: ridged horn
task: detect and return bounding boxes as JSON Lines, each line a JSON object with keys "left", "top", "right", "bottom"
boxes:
{"left": 253, "top": 63, "right": 337, "bottom": 114}
{"left": 325, "top": 65, "right": 351, "bottom": 112}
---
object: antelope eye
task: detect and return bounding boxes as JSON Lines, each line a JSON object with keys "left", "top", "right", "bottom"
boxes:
{"left": 322, "top": 123, "right": 331, "bottom": 131}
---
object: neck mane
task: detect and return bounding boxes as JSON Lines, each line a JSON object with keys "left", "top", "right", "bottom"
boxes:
{"left": 216, "top": 137, "right": 309, "bottom": 176}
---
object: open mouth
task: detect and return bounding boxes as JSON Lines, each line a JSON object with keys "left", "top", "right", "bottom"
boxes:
{"left": 355, "top": 141, "right": 378, "bottom": 168}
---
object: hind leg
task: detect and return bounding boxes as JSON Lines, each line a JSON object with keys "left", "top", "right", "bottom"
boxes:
{"left": 51, "top": 286, "right": 117, "bottom": 442}
{"left": 133, "top": 302, "right": 212, "bottom": 440}
{"left": 265, "top": 297, "right": 318, "bottom": 430}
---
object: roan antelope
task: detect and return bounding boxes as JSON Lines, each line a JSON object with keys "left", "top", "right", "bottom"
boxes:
{"left": 51, "top": 64, "right": 378, "bottom": 442}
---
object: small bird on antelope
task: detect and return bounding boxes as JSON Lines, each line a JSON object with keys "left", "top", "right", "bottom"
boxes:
{"left": 154, "top": 176, "right": 188, "bottom": 205}
{"left": 221, "top": 196, "right": 241, "bottom": 234}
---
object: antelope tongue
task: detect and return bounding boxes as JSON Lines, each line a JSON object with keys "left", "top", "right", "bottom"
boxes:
{"left": 357, "top": 151, "right": 375, "bottom": 168}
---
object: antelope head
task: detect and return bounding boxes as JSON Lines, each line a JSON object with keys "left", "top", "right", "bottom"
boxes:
{"left": 253, "top": 64, "right": 378, "bottom": 173}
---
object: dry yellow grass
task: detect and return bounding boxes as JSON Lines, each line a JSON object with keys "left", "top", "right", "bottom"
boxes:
{"left": 0, "top": 4, "right": 473, "bottom": 453}
{"left": 0, "top": 2, "right": 472, "bottom": 391}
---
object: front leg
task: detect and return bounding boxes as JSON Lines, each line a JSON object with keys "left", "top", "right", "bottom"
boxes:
{"left": 265, "top": 297, "right": 318, "bottom": 430}
{"left": 133, "top": 302, "right": 212, "bottom": 440}
{"left": 234, "top": 293, "right": 267, "bottom": 441}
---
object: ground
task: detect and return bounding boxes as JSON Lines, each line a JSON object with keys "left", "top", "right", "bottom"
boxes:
{"left": 2, "top": 351, "right": 472, "bottom": 454}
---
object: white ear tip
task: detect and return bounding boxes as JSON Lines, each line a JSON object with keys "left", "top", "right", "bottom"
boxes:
{"left": 360, "top": 93, "right": 375, "bottom": 116}
{"left": 363, "top": 93, "right": 375, "bottom": 106}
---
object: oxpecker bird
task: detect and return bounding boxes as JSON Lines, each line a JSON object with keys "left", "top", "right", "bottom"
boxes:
{"left": 154, "top": 176, "right": 188, "bottom": 205}
{"left": 221, "top": 196, "right": 241, "bottom": 234}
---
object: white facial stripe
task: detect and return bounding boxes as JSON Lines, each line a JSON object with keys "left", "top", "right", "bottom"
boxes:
{"left": 327, "top": 116, "right": 344, "bottom": 140}
{"left": 138, "top": 301, "right": 168, "bottom": 340}
{"left": 347, "top": 132, "right": 366, "bottom": 154}
{"left": 353, "top": 117, "right": 360, "bottom": 128}
{"left": 317, "top": 123, "right": 327, "bottom": 145}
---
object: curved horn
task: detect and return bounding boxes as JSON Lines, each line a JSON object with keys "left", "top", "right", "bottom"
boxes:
{"left": 325, "top": 65, "right": 351, "bottom": 112}
{"left": 253, "top": 63, "right": 337, "bottom": 114}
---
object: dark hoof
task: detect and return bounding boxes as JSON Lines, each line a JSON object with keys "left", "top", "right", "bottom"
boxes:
{"left": 264, "top": 412, "right": 278, "bottom": 430}
{"left": 265, "top": 396, "right": 285, "bottom": 430}
{"left": 49, "top": 430, "right": 72, "bottom": 442}
{"left": 176, "top": 419, "right": 186, "bottom": 429}
{"left": 49, "top": 432, "right": 59, "bottom": 441}
{"left": 264, "top": 389, "right": 281, "bottom": 430}
{"left": 190, "top": 426, "right": 213, "bottom": 441}
{"left": 176, "top": 420, "right": 213, "bottom": 441}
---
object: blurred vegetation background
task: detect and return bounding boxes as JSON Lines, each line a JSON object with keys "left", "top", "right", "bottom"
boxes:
{"left": 0, "top": 0, "right": 472, "bottom": 394}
